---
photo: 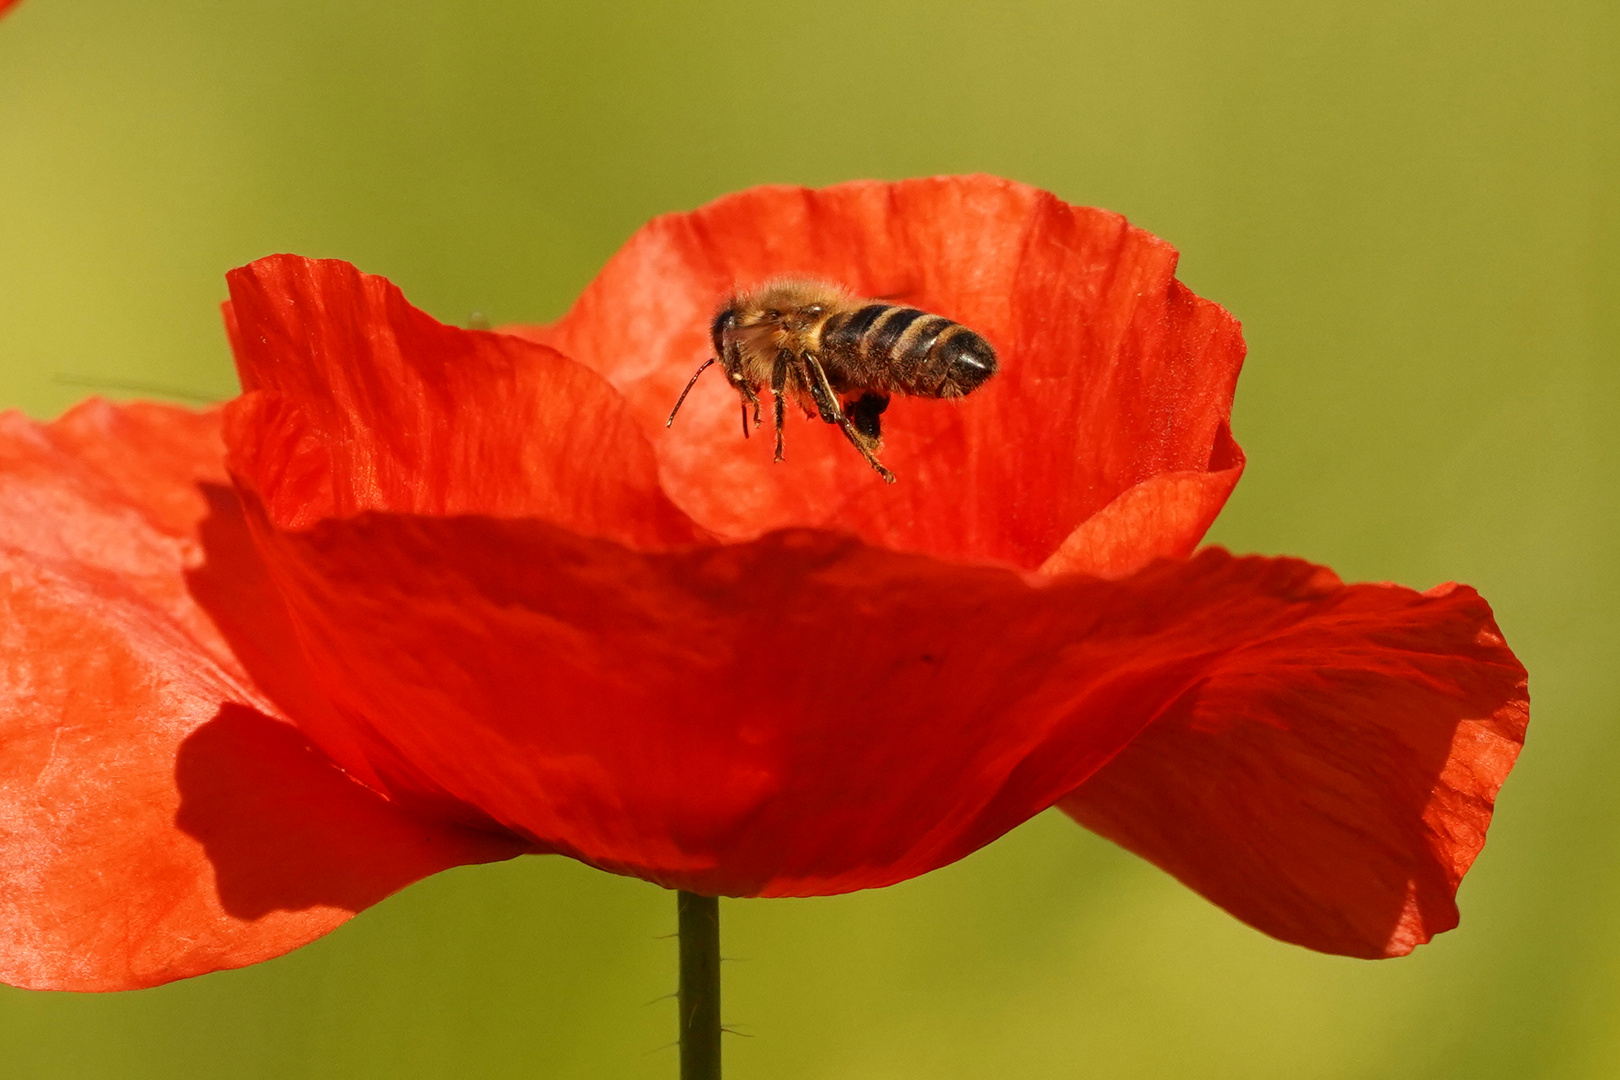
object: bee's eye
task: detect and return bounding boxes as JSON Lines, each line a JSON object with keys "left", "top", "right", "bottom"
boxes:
{"left": 765, "top": 309, "right": 781, "bottom": 319}
{"left": 805, "top": 305, "right": 823, "bottom": 316}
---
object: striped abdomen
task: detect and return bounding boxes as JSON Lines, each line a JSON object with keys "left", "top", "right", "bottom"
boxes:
{"left": 816, "top": 304, "right": 998, "bottom": 399}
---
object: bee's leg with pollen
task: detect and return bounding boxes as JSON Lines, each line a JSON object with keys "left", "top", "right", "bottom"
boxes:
{"left": 803, "top": 354, "right": 897, "bottom": 484}
{"left": 770, "top": 351, "right": 789, "bottom": 462}
{"left": 848, "top": 392, "right": 889, "bottom": 445}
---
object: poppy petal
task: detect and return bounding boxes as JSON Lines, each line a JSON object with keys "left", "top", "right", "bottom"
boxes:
{"left": 222, "top": 254, "right": 706, "bottom": 548}
{"left": 1061, "top": 573, "right": 1528, "bottom": 958}
{"left": 529, "top": 175, "right": 1246, "bottom": 573}
{"left": 0, "top": 401, "right": 522, "bottom": 991}
{"left": 1041, "top": 420, "right": 1245, "bottom": 579}
{"left": 215, "top": 401, "right": 1529, "bottom": 958}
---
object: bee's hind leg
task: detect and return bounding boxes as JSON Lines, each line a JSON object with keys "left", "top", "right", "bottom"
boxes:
{"left": 802, "top": 354, "right": 897, "bottom": 484}
{"left": 847, "top": 392, "right": 889, "bottom": 445}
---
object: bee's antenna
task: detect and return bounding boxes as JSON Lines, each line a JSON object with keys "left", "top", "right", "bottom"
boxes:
{"left": 666, "top": 357, "right": 716, "bottom": 428}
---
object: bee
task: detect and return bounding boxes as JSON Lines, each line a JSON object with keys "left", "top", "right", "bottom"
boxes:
{"left": 665, "top": 279, "right": 998, "bottom": 483}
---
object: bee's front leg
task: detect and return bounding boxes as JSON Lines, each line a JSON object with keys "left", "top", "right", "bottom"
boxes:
{"left": 735, "top": 380, "right": 763, "bottom": 439}
{"left": 770, "top": 351, "right": 790, "bottom": 462}
{"left": 718, "top": 340, "right": 763, "bottom": 440}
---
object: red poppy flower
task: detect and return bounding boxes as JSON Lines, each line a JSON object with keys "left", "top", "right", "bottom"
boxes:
{"left": 0, "top": 176, "right": 1526, "bottom": 992}
{"left": 0, "top": 1, "right": 21, "bottom": 19}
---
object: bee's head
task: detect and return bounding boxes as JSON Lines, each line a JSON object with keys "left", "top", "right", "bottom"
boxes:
{"left": 710, "top": 305, "right": 737, "bottom": 358}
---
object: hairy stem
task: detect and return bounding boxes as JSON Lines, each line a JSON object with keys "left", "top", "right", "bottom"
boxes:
{"left": 677, "top": 892, "right": 721, "bottom": 1080}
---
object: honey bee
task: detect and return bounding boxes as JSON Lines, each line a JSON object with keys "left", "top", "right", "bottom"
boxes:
{"left": 665, "top": 279, "right": 998, "bottom": 483}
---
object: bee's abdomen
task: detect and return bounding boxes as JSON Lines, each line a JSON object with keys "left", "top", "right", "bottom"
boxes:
{"left": 820, "top": 304, "right": 998, "bottom": 398}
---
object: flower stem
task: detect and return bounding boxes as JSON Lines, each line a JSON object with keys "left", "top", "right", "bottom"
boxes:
{"left": 677, "top": 891, "right": 721, "bottom": 1080}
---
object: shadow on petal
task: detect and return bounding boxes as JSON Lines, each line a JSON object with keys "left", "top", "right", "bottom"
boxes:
{"left": 175, "top": 702, "right": 528, "bottom": 921}
{"left": 185, "top": 480, "right": 508, "bottom": 817}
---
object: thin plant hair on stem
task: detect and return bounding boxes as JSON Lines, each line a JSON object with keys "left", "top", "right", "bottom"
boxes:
{"left": 51, "top": 373, "right": 223, "bottom": 405}
{"left": 677, "top": 891, "right": 721, "bottom": 1080}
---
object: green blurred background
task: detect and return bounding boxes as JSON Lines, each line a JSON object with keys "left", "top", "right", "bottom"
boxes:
{"left": 1, "top": 0, "right": 1614, "bottom": 1076}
